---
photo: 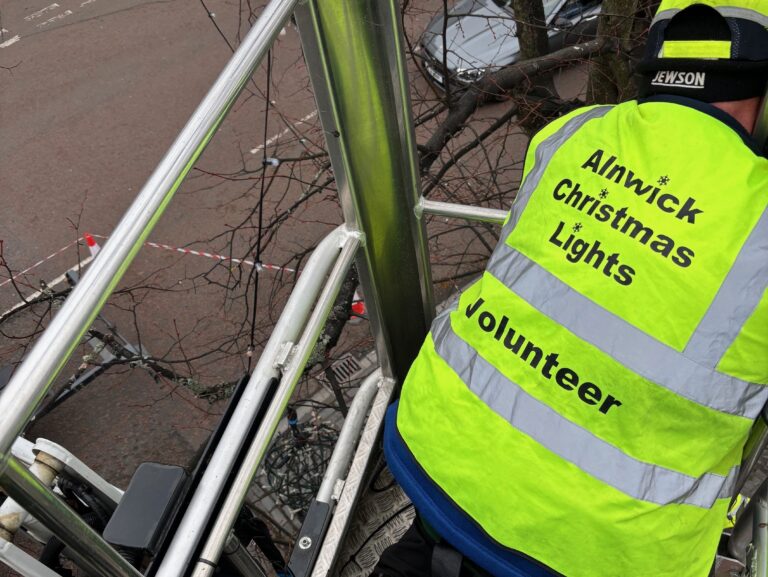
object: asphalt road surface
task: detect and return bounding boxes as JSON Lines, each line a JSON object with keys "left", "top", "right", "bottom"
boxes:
{"left": 0, "top": 0, "right": 462, "bottom": 483}
{"left": 0, "top": 1, "right": 594, "bottom": 574}
{"left": 0, "top": 0, "right": 329, "bottom": 487}
{"left": 0, "top": 1, "right": 336, "bottom": 573}
{"left": 0, "top": 0, "right": 323, "bottom": 289}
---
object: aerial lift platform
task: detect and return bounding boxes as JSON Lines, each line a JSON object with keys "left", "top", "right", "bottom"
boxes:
{"left": 1, "top": 1, "right": 768, "bottom": 576}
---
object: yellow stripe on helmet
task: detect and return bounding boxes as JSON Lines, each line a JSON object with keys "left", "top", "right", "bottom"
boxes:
{"left": 661, "top": 40, "right": 733, "bottom": 58}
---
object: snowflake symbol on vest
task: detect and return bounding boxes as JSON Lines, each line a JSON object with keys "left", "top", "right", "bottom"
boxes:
{"left": 572, "top": 222, "right": 582, "bottom": 233}
{"left": 658, "top": 175, "right": 670, "bottom": 186}
{"left": 599, "top": 188, "right": 609, "bottom": 199}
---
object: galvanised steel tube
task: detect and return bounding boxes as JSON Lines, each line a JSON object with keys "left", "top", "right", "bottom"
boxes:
{"left": 0, "top": 0, "right": 299, "bottom": 473}
{"left": 418, "top": 198, "right": 508, "bottom": 225}
{"left": 295, "top": 0, "right": 433, "bottom": 384}
{"left": 156, "top": 226, "right": 350, "bottom": 576}
{"left": 315, "top": 369, "right": 381, "bottom": 504}
{"left": 2, "top": 457, "right": 142, "bottom": 577}
{"left": 190, "top": 231, "right": 362, "bottom": 577}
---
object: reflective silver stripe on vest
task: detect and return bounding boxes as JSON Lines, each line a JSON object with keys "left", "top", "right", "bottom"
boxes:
{"left": 486, "top": 244, "right": 768, "bottom": 418}
{"left": 506, "top": 106, "right": 612, "bottom": 236}
{"left": 431, "top": 310, "right": 739, "bottom": 508}
{"left": 653, "top": 8, "right": 768, "bottom": 28}
{"left": 685, "top": 208, "right": 768, "bottom": 367}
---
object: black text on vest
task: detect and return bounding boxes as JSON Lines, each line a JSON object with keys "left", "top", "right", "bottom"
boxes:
{"left": 465, "top": 297, "right": 623, "bottom": 416}
{"left": 582, "top": 149, "right": 703, "bottom": 224}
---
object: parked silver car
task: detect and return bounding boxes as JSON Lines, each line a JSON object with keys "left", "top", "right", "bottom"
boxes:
{"left": 418, "top": 0, "right": 602, "bottom": 89}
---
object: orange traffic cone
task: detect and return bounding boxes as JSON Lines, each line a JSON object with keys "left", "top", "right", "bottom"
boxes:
{"left": 350, "top": 289, "right": 366, "bottom": 324}
{"left": 83, "top": 233, "right": 101, "bottom": 257}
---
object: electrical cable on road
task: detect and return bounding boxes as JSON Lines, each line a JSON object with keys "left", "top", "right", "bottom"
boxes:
{"left": 247, "top": 49, "right": 273, "bottom": 372}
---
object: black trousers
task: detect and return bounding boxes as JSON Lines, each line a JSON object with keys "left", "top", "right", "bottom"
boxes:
{"left": 372, "top": 517, "right": 489, "bottom": 577}
{"left": 374, "top": 516, "right": 720, "bottom": 577}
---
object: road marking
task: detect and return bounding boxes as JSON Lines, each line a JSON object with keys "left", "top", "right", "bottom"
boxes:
{"left": 0, "top": 238, "right": 83, "bottom": 289}
{"left": 249, "top": 110, "right": 318, "bottom": 154}
{"left": 37, "top": 10, "right": 73, "bottom": 28}
{"left": 6, "top": 0, "right": 98, "bottom": 48}
{"left": 0, "top": 35, "right": 20, "bottom": 48}
{"left": 1, "top": 257, "right": 94, "bottom": 319}
{"left": 25, "top": 3, "right": 60, "bottom": 21}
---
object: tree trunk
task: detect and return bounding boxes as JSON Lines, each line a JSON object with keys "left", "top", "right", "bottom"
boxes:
{"left": 510, "top": 0, "right": 559, "bottom": 131}
{"left": 588, "top": 0, "right": 639, "bottom": 103}
{"left": 510, "top": 0, "right": 550, "bottom": 61}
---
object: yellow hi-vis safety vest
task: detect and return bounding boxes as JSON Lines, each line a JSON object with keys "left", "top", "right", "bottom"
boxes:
{"left": 395, "top": 98, "right": 768, "bottom": 577}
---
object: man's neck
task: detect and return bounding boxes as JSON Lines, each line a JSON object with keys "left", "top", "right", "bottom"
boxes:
{"left": 712, "top": 97, "right": 761, "bottom": 133}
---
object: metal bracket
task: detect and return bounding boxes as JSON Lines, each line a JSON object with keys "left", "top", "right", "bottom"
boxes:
{"left": 413, "top": 197, "right": 425, "bottom": 219}
{"left": 341, "top": 227, "right": 366, "bottom": 248}
{"left": 274, "top": 342, "right": 296, "bottom": 371}
{"left": 10, "top": 438, "right": 36, "bottom": 468}
{"left": 287, "top": 500, "right": 332, "bottom": 577}
{"left": 35, "top": 439, "right": 123, "bottom": 507}
{"left": 331, "top": 479, "right": 345, "bottom": 503}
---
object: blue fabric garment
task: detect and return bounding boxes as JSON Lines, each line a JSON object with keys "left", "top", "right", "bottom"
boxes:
{"left": 383, "top": 402, "right": 558, "bottom": 577}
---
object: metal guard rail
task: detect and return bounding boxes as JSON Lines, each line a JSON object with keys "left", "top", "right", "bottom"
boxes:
{"left": 0, "top": 0, "right": 301, "bottom": 475}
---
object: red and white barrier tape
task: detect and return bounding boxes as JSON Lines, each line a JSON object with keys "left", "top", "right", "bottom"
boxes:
{"left": 0, "top": 234, "right": 299, "bottom": 318}
{"left": 0, "top": 235, "right": 297, "bottom": 292}
{"left": 0, "top": 238, "right": 83, "bottom": 289}
{"left": 88, "top": 234, "right": 296, "bottom": 273}
{"left": 2, "top": 234, "right": 366, "bottom": 322}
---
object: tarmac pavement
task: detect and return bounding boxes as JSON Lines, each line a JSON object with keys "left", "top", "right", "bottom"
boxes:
{"left": 0, "top": 0, "right": 332, "bottom": 511}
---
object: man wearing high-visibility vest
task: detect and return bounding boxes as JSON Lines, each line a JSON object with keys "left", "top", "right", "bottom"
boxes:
{"left": 375, "top": 2, "right": 768, "bottom": 577}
